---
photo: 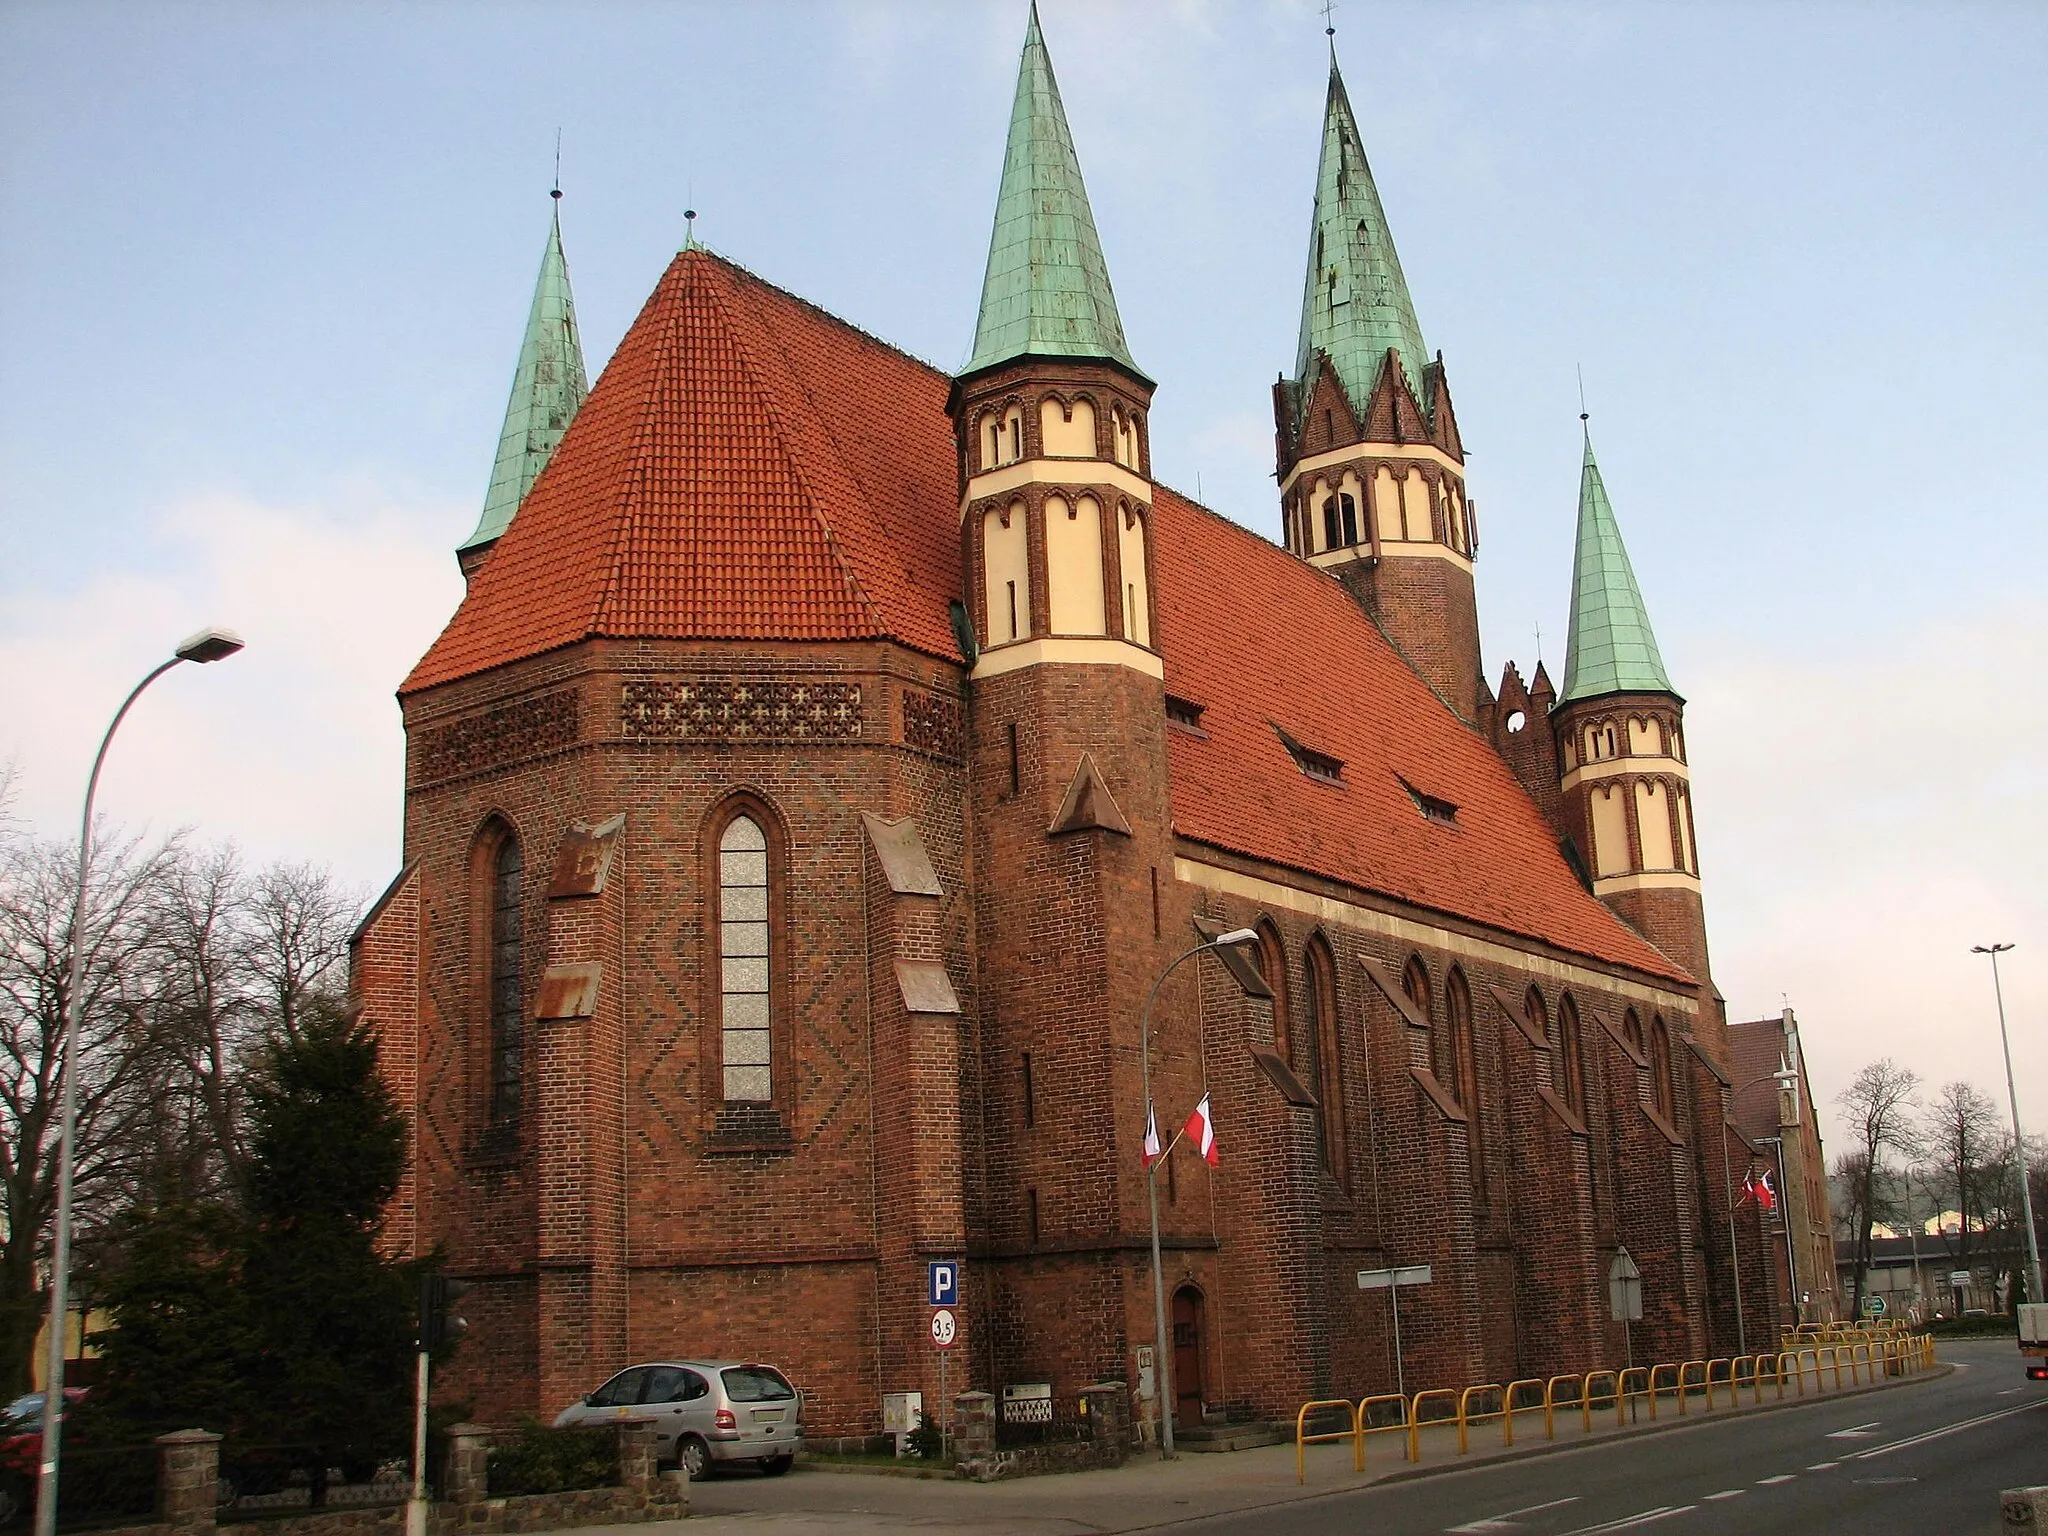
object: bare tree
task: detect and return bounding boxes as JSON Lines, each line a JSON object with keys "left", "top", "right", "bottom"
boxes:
{"left": 242, "top": 860, "right": 359, "bottom": 1045}
{"left": 1923, "top": 1080, "right": 2002, "bottom": 1282}
{"left": 1837, "top": 1058, "right": 1921, "bottom": 1319}
{"left": 0, "top": 829, "right": 182, "bottom": 1397}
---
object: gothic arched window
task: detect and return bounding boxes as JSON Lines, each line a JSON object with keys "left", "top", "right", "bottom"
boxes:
{"left": 1256, "top": 921, "right": 1292, "bottom": 1061}
{"left": 487, "top": 829, "right": 523, "bottom": 1125}
{"left": 1649, "top": 1014, "right": 1675, "bottom": 1119}
{"left": 717, "top": 813, "right": 775, "bottom": 1103}
{"left": 1447, "top": 967, "right": 1477, "bottom": 1112}
{"left": 1403, "top": 956, "right": 1433, "bottom": 1069}
{"left": 1304, "top": 936, "right": 1346, "bottom": 1183}
{"left": 1556, "top": 994, "right": 1586, "bottom": 1116}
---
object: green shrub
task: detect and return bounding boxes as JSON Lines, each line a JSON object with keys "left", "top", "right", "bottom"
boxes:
{"left": 907, "top": 1411, "right": 946, "bottom": 1461}
{"left": 485, "top": 1419, "right": 619, "bottom": 1496}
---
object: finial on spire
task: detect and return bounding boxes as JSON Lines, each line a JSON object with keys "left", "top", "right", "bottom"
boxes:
{"left": 683, "top": 208, "right": 697, "bottom": 249}
{"left": 552, "top": 128, "right": 562, "bottom": 200}
{"left": 1321, "top": 0, "right": 1339, "bottom": 58}
{"left": 1576, "top": 362, "right": 1588, "bottom": 423}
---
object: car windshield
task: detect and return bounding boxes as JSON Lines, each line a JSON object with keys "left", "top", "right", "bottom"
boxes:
{"left": 719, "top": 1367, "right": 794, "bottom": 1403}
{"left": 5, "top": 1395, "right": 42, "bottom": 1430}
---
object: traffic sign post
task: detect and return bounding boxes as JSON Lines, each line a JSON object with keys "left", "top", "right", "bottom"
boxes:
{"left": 926, "top": 1262, "right": 962, "bottom": 1460}
{"left": 928, "top": 1261, "right": 959, "bottom": 1308}
{"left": 1357, "top": 1264, "right": 1432, "bottom": 1402}
{"left": 929, "top": 1308, "right": 959, "bottom": 1349}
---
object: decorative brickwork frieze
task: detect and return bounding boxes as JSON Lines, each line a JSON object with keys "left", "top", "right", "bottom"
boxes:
{"left": 619, "top": 679, "right": 861, "bottom": 740}
{"left": 900, "top": 688, "right": 963, "bottom": 760}
{"left": 412, "top": 690, "right": 579, "bottom": 786}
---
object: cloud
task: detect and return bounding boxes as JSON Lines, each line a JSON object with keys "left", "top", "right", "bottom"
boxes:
{"left": 1687, "top": 601, "right": 2048, "bottom": 1154}
{"left": 0, "top": 489, "right": 464, "bottom": 891}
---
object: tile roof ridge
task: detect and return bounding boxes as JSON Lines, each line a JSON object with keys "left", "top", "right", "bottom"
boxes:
{"left": 686, "top": 245, "right": 953, "bottom": 385}
{"left": 696, "top": 255, "right": 896, "bottom": 639}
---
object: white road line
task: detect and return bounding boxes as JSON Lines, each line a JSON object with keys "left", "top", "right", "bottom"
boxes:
{"left": 1447, "top": 1496, "right": 1583, "bottom": 1531}
{"left": 1805, "top": 1461, "right": 1839, "bottom": 1471}
{"left": 1824, "top": 1420, "right": 1881, "bottom": 1439}
{"left": 1851, "top": 1400, "right": 2044, "bottom": 1460}
{"left": 1703, "top": 1489, "right": 1745, "bottom": 1501}
{"left": 1558, "top": 1508, "right": 1695, "bottom": 1535}
{"left": 1998, "top": 1387, "right": 2024, "bottom": 1395}
{"left": 1757, "top": 1474, "right": 1796, "bottom": 1485}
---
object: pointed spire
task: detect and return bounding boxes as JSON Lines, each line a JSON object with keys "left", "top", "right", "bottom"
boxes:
{"left": 1294, "top": 60, "right": 1430, "bottom": 419}
{"left": 460, "top": 199, "right": 589, "bottom": 561}
{"left": 963, "top": 4, "right": 1143, "bottom": 380}
{"left": 1559, "top": 428, "right": 1675, "bottom": 704}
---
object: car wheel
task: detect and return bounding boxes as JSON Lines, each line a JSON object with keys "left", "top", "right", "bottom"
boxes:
{"left": 677, "top": 1436, "right": 711, "bottom": 1482}
{"left": 759, "top": 1454, "right": 793, "bottom": 1477}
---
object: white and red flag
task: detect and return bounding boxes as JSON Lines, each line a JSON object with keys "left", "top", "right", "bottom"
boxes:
{"left": 1142, "top": 1104, "right": 1163, "bottom": 1168}
{"left": 1752, "top": 1169, "right": 1777, "bottom": 1213}
{"left": 1183, "top": 1094, "right": 1219, "bottom": 1166}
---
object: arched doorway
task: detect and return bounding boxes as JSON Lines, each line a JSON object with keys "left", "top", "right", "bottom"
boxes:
{"left": 1171, "top": 1286, "right": 1206, "bottom": 1428}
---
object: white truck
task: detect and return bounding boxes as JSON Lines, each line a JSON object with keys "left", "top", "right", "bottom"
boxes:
{"left": 2021, "top": 1302, "right": 2048, "bottom": 1382}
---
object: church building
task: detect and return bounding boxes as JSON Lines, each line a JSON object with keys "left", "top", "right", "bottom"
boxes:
{"left": 352, "top": 8, "right": 1781, "bottom": 1438}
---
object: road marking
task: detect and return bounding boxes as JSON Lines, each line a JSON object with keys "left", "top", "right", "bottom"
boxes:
{"left": 1558, "top": 1508, "right": 1694, "bottom": 1534}
{"left": 1806, "top": 1461, "right": 1839, "bottom": 1471}
{"left": 1757, "top": 1474, "right": 1796, "bottom": 1485}
{"left": 1852, "top": 1401, "right": 2044, "bottom": 1460}
{"left": 1447, "top": 1496, "right": 1582, "bottom": 1531}
{"left": 1703, "top": 1489, "right": 1745, "bottom": 1501}
{"left": 1998, "top": 1387, "right": 2024, "bottom": 1395}
{"left": 1824, "top": 1421, "right": 1881, "bottom": 1438}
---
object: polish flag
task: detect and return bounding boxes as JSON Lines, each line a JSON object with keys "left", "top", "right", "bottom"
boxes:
{"left": 1142, "top": 1104, "right": 1163, "bottom": 1168}
{"left": 1752, "top": 1170, "right": 1777, "bottom": 1213}
{"left": 1183, "top": 1095, "right": 1219, "bottom": 1166}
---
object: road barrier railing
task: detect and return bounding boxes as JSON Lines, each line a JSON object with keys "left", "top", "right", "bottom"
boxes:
{"left": 1292, "top": 1331, "right": 1938, "bottom": 1482}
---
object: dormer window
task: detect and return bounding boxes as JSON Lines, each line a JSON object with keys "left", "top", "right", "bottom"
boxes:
{"left": 1276, "top": 726, "right": 1343, "bottom": 785}
{"left": 1166, "top": 695, "right": 1206, "bottom": 734}
{"left": 1400, "top": 778, "right": 1458, "bottom": 825}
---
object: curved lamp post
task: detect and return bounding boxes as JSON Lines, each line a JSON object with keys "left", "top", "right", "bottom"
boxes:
{"left": 1721, "top": 1066, "right": 1797, "bottom": 1356}
{"left": 1972, "top": 944, "right": 2044, "bottom": 1307}
{"left": 35, "top": 628, "right": 243, "bottom": 1536}
{"left": 1138, "top": 927, "right": 1257, "bottom": 1458}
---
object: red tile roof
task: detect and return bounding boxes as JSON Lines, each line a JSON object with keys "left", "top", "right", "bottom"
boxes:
{"left": 1152, "top": 489, "right": 1690, "bottom": 983}
{"left": 404, "top": 249, "right": 963, "bottom": 693}
{"left": 404, "top": 249, "right": 1689, "bottom": 984}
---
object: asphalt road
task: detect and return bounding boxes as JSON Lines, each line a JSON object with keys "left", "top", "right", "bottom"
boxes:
{"left": 1173, "top": 1338, "right": 2046, "bottom": 1536}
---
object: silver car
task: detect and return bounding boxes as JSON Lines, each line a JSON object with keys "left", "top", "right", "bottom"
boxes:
{"left": 554, "top": 1360, "right": 801, "bottom": 1480}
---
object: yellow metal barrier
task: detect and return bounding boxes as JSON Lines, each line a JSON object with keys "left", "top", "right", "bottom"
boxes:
{"left": 1357, "top": 1392, "right": 1410, "bottom": 1467}
{"left": 1457, "top": 1384, "right": 1504, "bottom": 1454}
{"left": 1618, "top": 1366, "right": 1651, "bottom": 1424}
{"left": 1288, "top": 1332, "right": 1936, "bottom": 1486}
{"left": 1502, "top": 1379, "right": 1544, "bottom": 1446}
{"left": 1409, "top": 1388, "right": 1459, "bottom": 1463}
{"left": 1294, "top": 1398, "right": 1360, "bottom": 1484}
{"left": 1581, "top": 1370, "right": 1621, "bottom": 1432}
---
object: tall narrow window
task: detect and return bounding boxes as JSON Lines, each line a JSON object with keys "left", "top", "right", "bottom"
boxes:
{"left": 1556, "top": 994, "right": 1586, "bottom": 1116}
{"left": 1447, "top": 967, "right": 1483, "bottom": 1195}
{"left": 1257, "top": 922, "right": 1291, "bottom": 1060}
{"left": 1006, "top": 722, "right": 1020, "bottom": 796}
{"left": 489, "top": 833, "right": 524, "bottom": 1124}
{"left": 1305, "top": 937, "right": 1347, "bottom": 1184}
{"left": 1649, "top": 1015, "right": 1674, "bottom": 1118}
{"left": 1323, "top": 497, "right": 1341, "bottom": 551}
{"left": 1403, "top": 955, "right": 1434, "bottom": 1062}
{"left": 1021, "top": 1052, "right": 1035, "bottom": 1128}
{"left": 718, "top": 815, "right": 772, "bottom": 1103}
{"left": 1340, "top": 493, "right": 1359, "bottom": 546}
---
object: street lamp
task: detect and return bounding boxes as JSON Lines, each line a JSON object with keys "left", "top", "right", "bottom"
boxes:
{"left": 35, "top": 628, "right": 244, "bottom": 1536}
{"left": 1972, "top": 945, "right": 2045, "bottom": 1308}
{"left": 1138, "top": 927, "right": 1258, "bottom": 1459}
{"left": 1721, "top": 1067, "right": 1798, "bottom": 1356}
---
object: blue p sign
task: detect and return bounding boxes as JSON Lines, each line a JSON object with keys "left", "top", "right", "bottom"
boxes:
{"left": 928, "top": 1261, "right": 958, "bottom": 1307}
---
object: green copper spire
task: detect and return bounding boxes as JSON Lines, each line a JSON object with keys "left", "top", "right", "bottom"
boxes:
{"left": 460, "top": 201, "right": 588, "bottom": 559}
{"left": 963, "top": 4, "right": 1143, "bottom": 380}
{"left": 1295, "top": 61, "right": 1430, "bottom": 416}
{"left": 1559, "top": 428, "right": 1675, "bottom": 704}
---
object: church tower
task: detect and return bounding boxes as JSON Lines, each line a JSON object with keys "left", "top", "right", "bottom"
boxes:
{"left": 1273, "top": 61, "right": 1480, "bottom": 721}
{"left": 457, "top": 195, "right": 588, "bottom": 579}
{"left": 1551, "top": 428, "right": 1721, "bottom": 1054}
{"left": 952, "top": 4, "right": 1184, "bottom": 1397}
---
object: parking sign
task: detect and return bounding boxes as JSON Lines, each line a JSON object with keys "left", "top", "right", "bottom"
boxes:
{"left": 928, "top": 1260, "right": 959, "bottom": 1307}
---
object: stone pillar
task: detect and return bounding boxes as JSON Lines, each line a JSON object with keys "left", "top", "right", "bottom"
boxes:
{"left": 442, "top": 1424, "right": 493, "bottom": 1506}
{"left": 2003, "top": 1487, "right": 2048, "bottom": 1533}
{"left": 154, "top": 1430, "right": 221, "bottom": 1535}
{"left": 1080, "top": 1382, "right": 1130, "bottom": 1466}
{"left": 953, "top": 1392, "right": 995, "bottom": 1459}
{"left": 614, "top": 1421, "right": 658, "bottom": 1497}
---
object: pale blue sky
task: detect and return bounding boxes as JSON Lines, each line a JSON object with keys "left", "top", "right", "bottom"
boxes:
{"left": 2, "top": 1, "right": 2043, "bottom": 1147}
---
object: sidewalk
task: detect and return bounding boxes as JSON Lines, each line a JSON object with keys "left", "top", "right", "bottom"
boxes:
{"left": 569, "top": 1363, "right": 1952, "bottom": 1534}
